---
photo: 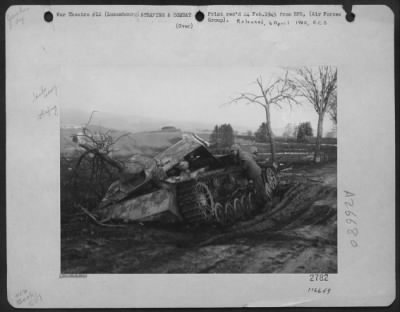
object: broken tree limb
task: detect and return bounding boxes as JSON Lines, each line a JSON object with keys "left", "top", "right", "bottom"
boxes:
{"left": 78, "top": 143, "right": 124, "bottom": 171}
{"left": 78, "top": 204, "right": 126, "bottom": 228}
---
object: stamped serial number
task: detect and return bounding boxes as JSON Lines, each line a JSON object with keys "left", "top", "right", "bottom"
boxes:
{"left": 309, "top": 273, "right": 328, "bottom": 281}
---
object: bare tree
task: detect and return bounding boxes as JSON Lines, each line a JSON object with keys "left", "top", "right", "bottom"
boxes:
{"left": 328, "top": 90, "right": 337, "bottom": 125}
{"left": 73, "top": 112, "right": 129, "bottom": 171}
{"left": 71, "top": 111, "right": 130, "bottom": 201}
{"left": 294, "top": 66, "right": 337, "bottom": 162}
{"left": 231, "top": 72, "right": 297, "bottom": 163}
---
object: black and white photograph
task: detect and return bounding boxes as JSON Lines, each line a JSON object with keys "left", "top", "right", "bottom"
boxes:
{"left": 60, "top": 66, "right": 338, "bottom": 274}
{"left": 6, "top": 5, "right": 395, "bottom": 308}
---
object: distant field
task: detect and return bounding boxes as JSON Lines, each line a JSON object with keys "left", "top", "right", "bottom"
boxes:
{"left": 197, "top": 132, "right": 336, "bottom": 145}
{"left": 61, "top": 126, "right": 182, "bottom": 158}
{"left": 235, "top": 135, "right": 337, "bottom": 145}
{"left": 211, "top": 139, "right": 337, "bottom": 164}
{"left": 199, "top": 132, "right": 337, "bottom": 163}
{"left": 61, "top": 125, "right": 336, "bottom": 164}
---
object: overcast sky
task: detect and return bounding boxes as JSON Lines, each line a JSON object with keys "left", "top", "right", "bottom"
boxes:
{"left": 61, "top": 65, "right": 335, "bottom": 134}
{"left": 56, "top": 7, "right": 338, "bottom": 134}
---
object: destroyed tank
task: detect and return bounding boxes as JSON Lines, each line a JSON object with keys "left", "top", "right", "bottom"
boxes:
{"left": 94, "top": 134, "right": 279, "bottom": 225}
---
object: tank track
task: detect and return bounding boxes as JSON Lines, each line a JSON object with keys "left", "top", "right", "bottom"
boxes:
{"left": 176, "top": 168, "right": 254, "bottom": 225}
{"left": 176, "top": 179, "right": 206, "bottom": 224}
{"left": 177, "top": 166, "right": 280, "bottom": 225}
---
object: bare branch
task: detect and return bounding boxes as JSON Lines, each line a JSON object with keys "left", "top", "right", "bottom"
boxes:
{"left": 292, "top": 66, "right": 337, "bottom": 162}
{"left": 228, "top": 72, "right": 300, "bottom": 163}
{"left": 78, "top": 204, "right": 126, "bottom": 228}
{"left": 85, "top": 110, "right": 99, "bottom": 128}
{"left": 78, "top": 143, "right": 124, "bottom": 171}
{"left": 293, "top": 66, "right": 337, "bottom": 114}
{"left": 229, "top": 93, "right": 266, "bottom": 108}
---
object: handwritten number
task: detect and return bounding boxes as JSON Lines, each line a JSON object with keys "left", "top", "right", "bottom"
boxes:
{"left": 344, "top": 199, "right": 353, "bottom": 208}
{"left": 345, "top": 218, "right": 357, "bottom": 225}
{"left": 345, "top": 210, "right": 356, "bottom": 217}
{"left": 344, "top": 191, "right": 358, "bottom": 247}
{"left": 350, "top": 240, "right": 358, "bottom": 247}
{"left": 347, "top": 228, "right": 358, "bottom": 236}
{"left": 307, "top": 286, "right": 331, "bottom": 295}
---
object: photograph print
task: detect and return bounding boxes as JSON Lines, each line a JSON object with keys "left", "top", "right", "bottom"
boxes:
{"left": 60, "top": 65, "right": 337, "bottom": 274}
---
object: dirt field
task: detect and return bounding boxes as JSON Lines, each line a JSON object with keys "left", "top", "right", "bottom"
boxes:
{"left": 61, "top": 161, "right": 337, "bottom": 274}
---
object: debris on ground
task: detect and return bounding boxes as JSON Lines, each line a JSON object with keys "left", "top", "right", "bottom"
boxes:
{"left": 61, "top": 162, "right": 337, "bottom": 274}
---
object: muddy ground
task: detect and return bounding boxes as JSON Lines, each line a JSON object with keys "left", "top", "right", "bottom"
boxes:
{"left": 61, "top": 162, "right": 337, "bottom": 273}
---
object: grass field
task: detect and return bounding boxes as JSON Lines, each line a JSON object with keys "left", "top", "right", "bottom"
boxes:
{"left": 61, "top": 126, "right": 182, "bottom": 158}
{"left": 62, "top": 125, "right": 336, "bottom": 162}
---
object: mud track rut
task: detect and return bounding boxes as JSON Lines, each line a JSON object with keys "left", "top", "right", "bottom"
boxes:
{"left": 119, "top": 180, "right": 337, "bottom": 273}
{"left": 61, "top": 163, "right": 337, "bottom": 273}
{"left": 198, "top": 183, "right": 336, "bottom": 247}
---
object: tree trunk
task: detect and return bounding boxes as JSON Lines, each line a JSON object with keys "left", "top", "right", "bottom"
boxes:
{"left": 314, "top": 111, "right": 325, "bottom": 163}
{"left": 265, "top": 106, "right": 276, "bottom": 163}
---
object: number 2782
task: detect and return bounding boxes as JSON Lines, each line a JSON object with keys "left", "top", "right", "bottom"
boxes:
{"left": 309, "top": 273, "right": 328, "bottom": 281}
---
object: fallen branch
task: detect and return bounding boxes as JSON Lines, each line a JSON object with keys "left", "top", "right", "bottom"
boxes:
{"left": 78, "top": 204, "right": 126, "bottom": 228}
{"left": 306, "top": 177, "right": 323, "bottom": 183}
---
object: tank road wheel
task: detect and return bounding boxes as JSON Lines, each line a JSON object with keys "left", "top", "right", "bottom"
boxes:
{"left": 233, "top": 198, "right": 244, "bottom": 219}
{"left": 265, "top": 167, "right": 278, "bottom": 191}
{"left": 194, "top": 182, "right": 214, "bottom": 221}
{"left": 224, "top": 202, "right": 235, "bottom": 224}
{"left": 214, "top": 202, "right": 226, "bottom": 225}
{"left": 264, "top": 182, "right": 273, "bottom": 200}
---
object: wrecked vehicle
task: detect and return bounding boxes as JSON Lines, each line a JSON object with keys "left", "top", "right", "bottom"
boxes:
{"left": 94, "top": 134, "right": 279, "bottom": 225}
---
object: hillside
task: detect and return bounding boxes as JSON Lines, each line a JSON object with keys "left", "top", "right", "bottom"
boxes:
{"left": 61, "top": 125, "right": 183, "bottom": 158}
{"left": 61, "top": 123, "right": 337, "bottom": 162}
{"left": 61, "top": 108, "right": 224, "bottom": 134}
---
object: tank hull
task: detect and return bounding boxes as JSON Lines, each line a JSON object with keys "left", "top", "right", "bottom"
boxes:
{"left": 94, "top": 135, "right": 279, "bottom": 225}
{"left": 96, "top": 188, "right": 181, "bottom": 223}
